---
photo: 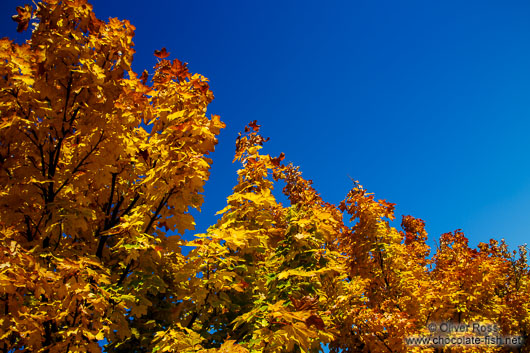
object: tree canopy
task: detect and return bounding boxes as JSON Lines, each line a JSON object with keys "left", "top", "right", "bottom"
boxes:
{"left": 0, "top": 1, "right": 529, "bottom": 352}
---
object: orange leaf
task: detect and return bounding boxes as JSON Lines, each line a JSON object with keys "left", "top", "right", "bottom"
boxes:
{"left": 154, "top": 47, "right": 170, "bottom": 59}
{"left": 249, "top": 120, "right": 260, "bottom": 132}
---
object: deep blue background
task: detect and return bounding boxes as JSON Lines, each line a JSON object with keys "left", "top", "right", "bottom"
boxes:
{"left": 2, "top": 0, "right": 529, "bottom": 254}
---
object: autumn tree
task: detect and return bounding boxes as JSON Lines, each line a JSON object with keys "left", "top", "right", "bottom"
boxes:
{"left": 1, "top": 1, "right": 529, "bottom": 353}
{"left": 1, "top": 1, "right": 223, "bottom": 351}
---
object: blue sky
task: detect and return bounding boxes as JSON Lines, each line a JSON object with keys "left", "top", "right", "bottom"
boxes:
{"left": 2, "top": 0, "right": 529, "bottom": 255}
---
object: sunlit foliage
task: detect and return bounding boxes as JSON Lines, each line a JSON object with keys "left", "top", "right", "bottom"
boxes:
{"left": 1, "top": 1, "right": 528, "bottom": 352}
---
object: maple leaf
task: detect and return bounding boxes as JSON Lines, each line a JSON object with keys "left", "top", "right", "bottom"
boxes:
{"left": 11, "top": 5, "right": 32, "bottom": 33}
{"left": 154, "top": 47, "right": 170, "bottom": 59}
{"left": 248, "top": 119, "right": 260, "bottom": 131}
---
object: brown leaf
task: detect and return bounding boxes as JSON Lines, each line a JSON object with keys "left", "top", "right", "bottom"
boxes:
{"left": 249, "top": 120, "right": 260, "bottom": 132}
{"left": 271, "top": 152, "right": 285, "bottom": 167}
{"left": 139, "top": 70, "right": 149, "bottom": 85}
{"left": 305, "top": 314, "right": 325, "bottom": 330}
{"left": 154, "top": 47, "right": 170, "bottom": 59}
{"left": 12, "top": 5, "right": 32, "bottom": 33}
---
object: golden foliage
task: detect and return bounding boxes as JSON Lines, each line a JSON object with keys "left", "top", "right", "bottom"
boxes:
{"left": 1, "top": 1, "right": 529, "bottom": 353}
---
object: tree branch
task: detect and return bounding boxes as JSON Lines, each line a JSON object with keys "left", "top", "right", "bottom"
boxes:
{"left": 116, "top": 190, "right": 173, "bottom": 285}
{"left": 104, "top": 173, "right": 118, "bottom": 217}
{"left": 117, "top": 261, "right": 132, "bottom": 286}
{"left": 144, "top": 190, "right": 173, "bottom": 234}
{"left": 53, "top": 131, "right": 104, "bottom": 198}
{"left": 96, "top": 192, "right": 139, "bottom": 260}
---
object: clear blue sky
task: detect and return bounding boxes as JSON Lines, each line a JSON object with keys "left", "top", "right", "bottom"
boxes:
{"left": 2, "top": 0, "right": 530, "bottom": 254}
